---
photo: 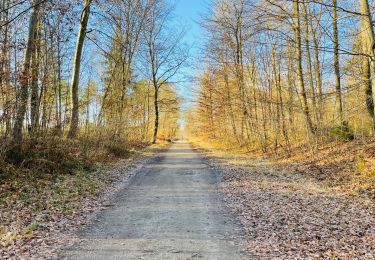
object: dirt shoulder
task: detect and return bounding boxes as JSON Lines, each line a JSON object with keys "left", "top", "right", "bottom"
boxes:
{"left": 0, "top": 143, "right": 169, "bottom": 259}
{"left": 194, "top": 141, "right": 375, "bottom": 259}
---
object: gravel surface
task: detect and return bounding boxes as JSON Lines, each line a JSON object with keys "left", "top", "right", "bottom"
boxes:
{"left": 203, "top": 152, "right": 375, "bottom": 259}
{"left": 60, "top": 142, "right": 244, "bottom": 259}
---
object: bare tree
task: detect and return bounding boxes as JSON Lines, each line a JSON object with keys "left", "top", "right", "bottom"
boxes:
{"left": 360, "top": 0, "right": 375, "bottom": 126}
{"left": 12, "top": 0, "right": 43, "bottom": 143}
{"left": 332, "top": 0, "right": 343, "bottom": 123}
{"left": 68, "top": 0, "right": 92, "bottom": 138}
{"left": 142, "top": 0, "right": 187, "bottom": 144}
{"left": 292, "top": 0, "right": 314, "bottom": 136}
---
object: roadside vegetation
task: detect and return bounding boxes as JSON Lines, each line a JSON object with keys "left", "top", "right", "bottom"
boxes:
{"left": 185, "top": 0, "right": 375, "bottom": 197}
{"left": 1, "top": 0, "right": 375, "bottom": 258}
{"left": 0, "top": 0, "right": 183, "bottom": 253}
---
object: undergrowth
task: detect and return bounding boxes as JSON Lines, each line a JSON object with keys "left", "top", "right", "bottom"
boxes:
{"left": 0, "top": 135, "right": 153, "bottom": 247}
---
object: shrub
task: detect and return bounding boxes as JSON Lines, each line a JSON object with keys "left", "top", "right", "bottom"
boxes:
{"left": 330, "top": 121, "right": 354, "bottom": 141}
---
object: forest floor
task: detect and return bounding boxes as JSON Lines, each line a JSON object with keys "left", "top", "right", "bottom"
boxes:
{"left": 192, "top": 139, "right": 375, "bottom": 258}
{"left": 0, "top": 141, "right": 170, "bottom": 259}
{"left": 1, "top": 139, "right": 374, "bottom": 259}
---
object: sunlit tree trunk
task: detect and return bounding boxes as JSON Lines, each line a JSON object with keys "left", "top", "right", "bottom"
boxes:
{"left": 312, "top": 34, "right": 323, "bottom": 122}
{"left": 68, "top": 0, "right": 92, "bottom": 138}
{"left": 30, "top": 16, "right": 42, "bottom": 134}
{"left": 1, "top": 0, "right": 12, "bottom": 137}
{"left": 360, "top": 0, "right": 375, "bottom": 127}
{"left": 332, "top": 0, "right": 343, "bottom": 123}
{"left": 292, "top": 0, "right": 314, "bottom": 136}
{"left": 302, "top": 2, "right": 317, "bottom": 124}
{"left": 152, "top": 84, "right": 159, "bottom": 144}
{"left": 13, "top": 0, "right": 42, "bottom": 143}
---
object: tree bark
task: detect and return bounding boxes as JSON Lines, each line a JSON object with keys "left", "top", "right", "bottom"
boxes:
{"left": 302, "top": 2, "right": 318, "bottom": 124}
{"left": 152, "top": 86, "right": 159, "bottom": 144}
{"left": 1, "top": 0, "right": 11, "bottom": 137}
{"left": 360, "top": 0, "right": 375, "bottom": 126}
{"left": 292, "top": 0, "right": 315, "bottom": 136}
{"left": 311, "top": 22, "right": 323, "bottom": 122}
{"left": 30, "top": 16, "right": 42, "bottom": 134}
{"left": 364, "top": 57, "right": 374, "bottom": 118}
{"left": 12, "top": 0, "right": 42, "bottom": 143}
{"left": 68, "top": 0, "right": 92, "bottom": 138}
{"left": 333, "top": 0, "right": 343, "bottom": 123}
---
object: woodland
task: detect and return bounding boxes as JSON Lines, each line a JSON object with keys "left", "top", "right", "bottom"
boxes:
{"left": 0, "top": 0, "right": 375, "bottom": 258}
{"left": 0, "top": 0, "right": 184, "bottom": 251}
{"left": 0, "top": 0, "right": 183, "bottom": 176}
{"left": 186, "top": 0, "right": 375, "bottom": 194}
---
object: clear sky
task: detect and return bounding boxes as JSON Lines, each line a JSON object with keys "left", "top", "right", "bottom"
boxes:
{"left": 174, "top": 0, "right": 207, "bottom": 50}
{"left": 173, "top": 0, "right": 208, "bottom": 108}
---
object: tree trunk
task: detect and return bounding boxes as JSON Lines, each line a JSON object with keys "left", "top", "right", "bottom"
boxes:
{"left": 68, "top": 0, "right": 92, "bottom": 138}
{"left": 292, "top": 0, "right": 315, "bottom": 136}
{"left": 12, "top": 0, "right": 42, "bottom": 144}
{"left": 333, "top": 0, "right": 343, "bottom": 123}
{"left": 152, "top": 86, "right": 159, "bottom": 144}
{"left": 360, "top": 0, "right": 375, "bottom": 127}
{"left": 364, "top": 57, "right": 374, "bottom": 119}
{"left": 302, "top": 2, "right": 318, "bottom": 124}
{"left": 1, "top": 0, "right": 11, "bottom": 137}
{"left": 56, "top": 29, "right": 63, "bottom": 134}
{"left": 309, "top": 6, "right": 323, "bottom": 122}
{"left": 30, "top": 17, "right": 42, "bottom": 134}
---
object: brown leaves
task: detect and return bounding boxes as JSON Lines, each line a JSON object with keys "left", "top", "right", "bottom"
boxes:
{"left": 206, "top": 152, "right": 375, "bottom": 259}
{"left": 0, "top": 147, "right": 162, "bottom": 259}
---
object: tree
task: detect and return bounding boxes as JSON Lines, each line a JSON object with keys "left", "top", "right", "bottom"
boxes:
{"left": 332, "top": 0, "right": 343, "bottom": 123}
{"left": 360, "top": 0, "right": 375, "bottom": 127}
{"left": 68, "top": 0, "right": 92, "bottom": 138}
{"left": 142, "top": 0, "right": 187, "bottom": 144}
{"left": 292, "top": 0, "right": 315, "bottom": 136}
{"left": 12, "top": 0, "right": 43, "bottom": 143}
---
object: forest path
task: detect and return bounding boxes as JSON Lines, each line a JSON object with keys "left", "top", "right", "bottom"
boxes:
{"left": 61, "top": 142, "right": 243, "bottom": 260}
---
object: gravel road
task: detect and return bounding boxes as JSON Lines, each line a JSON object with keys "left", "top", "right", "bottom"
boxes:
{"left": 61, "top": 142, "right": 243, "bottom": 259}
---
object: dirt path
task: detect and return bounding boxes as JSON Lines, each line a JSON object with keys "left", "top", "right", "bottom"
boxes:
{"left": 61, "top": 142, "right": 243, "bottom": 259}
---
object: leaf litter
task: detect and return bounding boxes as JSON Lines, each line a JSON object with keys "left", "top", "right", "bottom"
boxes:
{"left": 201, "top": 149, "right": 375, "bottom": 259}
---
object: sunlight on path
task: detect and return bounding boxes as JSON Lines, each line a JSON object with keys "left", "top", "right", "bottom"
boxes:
{"left": 61, "top": 142, "right": 243, "bottom": 259}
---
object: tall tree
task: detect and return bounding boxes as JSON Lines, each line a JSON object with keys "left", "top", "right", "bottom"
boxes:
{"left": 332, "top": 0, "right": 343, "bottom": 123}
{"left": 30, "top": 12, "right": 43, "bottom": 134}
{"left": 68, "top": 0, "right": 92, "bottom": 138}
{"left": 292, "top": 0, "right": 315, "bottom": 136}
{"left": 142, "top": 0, "right": 187, "bottom": 144}
{"left": 360, "top": 0, "right": 375, "bottom": 127}
{"left": 12, "top": 0, "right": 43, "bottom": 143}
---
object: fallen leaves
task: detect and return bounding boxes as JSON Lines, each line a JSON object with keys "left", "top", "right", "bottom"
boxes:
{"left": 0, "top": 146, "right": 167, "bottom": 259}
{"left": 203, "top": 151, "right": 375, "bottom": 259}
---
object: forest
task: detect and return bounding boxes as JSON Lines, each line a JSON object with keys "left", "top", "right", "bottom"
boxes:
{"left": 0, "top": 0, "right": 183, "bottom": 174}
{"left": 186, "top": 0, "right": 375, "bottom": 152}
{"left": 1, "top": 0, "right": 375, "bottom": 258}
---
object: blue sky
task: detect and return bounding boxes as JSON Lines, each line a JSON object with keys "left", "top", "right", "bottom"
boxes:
{"left": 173, "top": 0, "right": 208, "bottom": 108}
{"left": 174, "top": 0, "right": 207, "bottom": 51}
